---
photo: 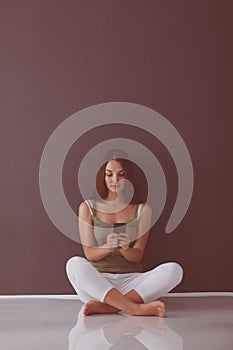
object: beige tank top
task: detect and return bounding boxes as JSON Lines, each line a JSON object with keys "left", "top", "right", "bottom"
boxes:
{"left": 85, "top": 199, "right": 143, "bottom": 273}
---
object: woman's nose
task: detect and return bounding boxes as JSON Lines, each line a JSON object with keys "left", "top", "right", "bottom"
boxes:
{"left": 112, "top": 174, "right": 118, "bottom": 182}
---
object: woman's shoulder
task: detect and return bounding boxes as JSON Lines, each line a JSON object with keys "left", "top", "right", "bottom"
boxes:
{"left": 78, "top": 200, "right": 94, "bottom": 218}
{"left": 141, "top": 202, "right": 151, "bottom": 209}
{"left": 137, "top": 202, "right": 152, "bottom": 217}
{"left": 134, "top": 202, "right": 151, "bottom": 210}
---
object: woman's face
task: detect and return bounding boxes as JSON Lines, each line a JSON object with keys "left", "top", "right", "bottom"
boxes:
{"left": 104, "top": 160, "right": 127, "bottom": 194}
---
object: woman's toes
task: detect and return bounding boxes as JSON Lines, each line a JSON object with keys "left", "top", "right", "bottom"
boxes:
{"left": 157, "top": 306, "right": 166, "bottom": 317}
{"left": 83, "top": 304, "right": 88, "bottom": 316}
{"left": 83, "top": 302, "right": 93, "bottom": 316}
{"left": 158, "top": 300, "right": 165, "bottom": 308}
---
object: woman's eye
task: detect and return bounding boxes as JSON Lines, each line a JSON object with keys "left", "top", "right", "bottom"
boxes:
{"left": 105, "top": 172, "right": 126, "bottom": 177}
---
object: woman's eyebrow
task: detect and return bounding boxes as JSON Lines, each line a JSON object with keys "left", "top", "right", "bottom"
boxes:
{"left": 105, "top": 169, "right": 124, "bottom": 172}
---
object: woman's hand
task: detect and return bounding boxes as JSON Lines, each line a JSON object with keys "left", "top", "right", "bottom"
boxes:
{"left": 106, "top": 233, "right": 119, "bottom": 249}
{"left": 105, "top": 233, "right": 130, "bottom": 249}
{"left": 118, "top": 233, "right": 130, "bottom": 250}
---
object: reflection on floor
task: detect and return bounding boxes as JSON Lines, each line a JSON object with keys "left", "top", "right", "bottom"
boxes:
{"left": 0, "top": 296, "right": 232, "bottom": 350}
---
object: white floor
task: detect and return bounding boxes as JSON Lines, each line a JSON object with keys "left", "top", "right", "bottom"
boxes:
{"left": 0, "top": 295, "right": 232, "bottom": 350}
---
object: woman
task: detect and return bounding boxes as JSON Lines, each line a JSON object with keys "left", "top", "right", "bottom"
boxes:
{"left": 66, "top": 151, "right": 183, "bottom": 317}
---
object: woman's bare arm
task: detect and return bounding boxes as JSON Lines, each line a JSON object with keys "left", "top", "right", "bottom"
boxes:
{"left": 78, "top": 201, "right": 114, "bottom": 262}
{"left": 118, "top": 203, "right": 152, "bottom": 263}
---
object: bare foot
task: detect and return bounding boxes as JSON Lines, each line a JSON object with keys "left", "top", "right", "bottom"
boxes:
{"left": 84, "top": 300, "right": 119, "bottom": 316}
{"left": 84, "top": 300, "right": 166, "bottom": 317}
{"left": 134, "top": 300, "right": 166, "bottom": 317}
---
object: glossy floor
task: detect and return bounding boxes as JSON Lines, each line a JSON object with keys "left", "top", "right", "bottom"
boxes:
{"left": 0, "top": 296, "right": 232, "bottom": 350}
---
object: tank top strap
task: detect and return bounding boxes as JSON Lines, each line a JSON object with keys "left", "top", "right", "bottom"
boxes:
{"left": 85, "top": 199, "right": 95, "bottom": 217}
{"left": 136, "top": 203, "right": 143, "bottom": 220}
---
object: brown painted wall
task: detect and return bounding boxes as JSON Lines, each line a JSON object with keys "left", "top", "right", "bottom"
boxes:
{"left": 0, "top": 0, "right": 232, "bottom": 294}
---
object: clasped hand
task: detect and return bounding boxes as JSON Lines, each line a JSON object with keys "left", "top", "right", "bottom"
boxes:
{"left": 106, "top": 233, "right": 130, "bottom": 250}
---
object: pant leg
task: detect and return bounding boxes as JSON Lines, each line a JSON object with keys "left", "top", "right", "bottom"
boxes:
{"left": 125, "top": 262, "right": 183, "bottom": 303}
{"left": 66, "top": 256, "right": 114, "bottom": 303}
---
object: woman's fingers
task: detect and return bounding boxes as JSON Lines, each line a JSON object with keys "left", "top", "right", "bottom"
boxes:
{"left": 108, "top": 233, "right": 118, "bottom": 238}
{"left": 106, "top": 233, "right": 130, "bottom": 249}
{"left": 118, "top": 233, "right": 129, "bottom": 239}
{"left": 106, "top": 233, "right": 119, "bottom": 248}
{"left": 118, "top": 233, "right": 130, "bottom": 248}
{"left": 118, "top": 233, "right": 130, "bottom": 242}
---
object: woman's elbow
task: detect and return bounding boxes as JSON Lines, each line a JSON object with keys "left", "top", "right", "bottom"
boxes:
{"left": 82, "top": 247, "right": 93, "bottom": 261}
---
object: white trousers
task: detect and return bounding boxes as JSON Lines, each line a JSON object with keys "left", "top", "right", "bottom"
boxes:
{"left": 66, "top": 257, "right": 183, "bottom": 303}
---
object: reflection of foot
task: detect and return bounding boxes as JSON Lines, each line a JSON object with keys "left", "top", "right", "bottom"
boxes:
{"left": 135, "top": 315, "right": 166, "bottom": 335}
{"left": 84, "top": 301, "right": 119, "bottom": 316}
{"left": 135, "top": 300, "right": 166, "bottom": 317}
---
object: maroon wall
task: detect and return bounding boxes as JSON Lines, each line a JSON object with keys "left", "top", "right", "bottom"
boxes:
{"left": 0, "top": 0, "right": 232, "bottom": 294}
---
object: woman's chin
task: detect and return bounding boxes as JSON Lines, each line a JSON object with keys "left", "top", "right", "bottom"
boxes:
{"left": 110, "top": 186, "right": 119, "bottom": 191}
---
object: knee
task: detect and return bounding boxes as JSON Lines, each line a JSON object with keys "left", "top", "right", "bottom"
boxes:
{"left": 166, "top": 262, "right": 183, "bottom": 285}
{"left": 66, "top": 256, "right": 88, "bottom": 279}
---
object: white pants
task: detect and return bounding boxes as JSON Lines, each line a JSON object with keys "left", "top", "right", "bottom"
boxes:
{"left": 66, "top": 257, "right": 183, "bottom": 303}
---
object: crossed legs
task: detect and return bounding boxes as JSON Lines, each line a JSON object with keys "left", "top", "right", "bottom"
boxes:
{"left": 66, "top": 257, "right": 183, "bottom": 316}
{"left": 84, "top": 289, "right": 166, "bottom": 317}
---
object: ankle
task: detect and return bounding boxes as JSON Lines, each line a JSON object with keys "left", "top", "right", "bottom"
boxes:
{"left": 130, "top": 302, "right": 142, "bottom": 316}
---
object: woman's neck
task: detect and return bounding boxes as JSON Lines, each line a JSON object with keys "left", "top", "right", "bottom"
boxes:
{"left": 105, "top": 192, "right": 125, "bottom": 203}
{"left": 96, "top": 192, "right": 129, "bottom": 214}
